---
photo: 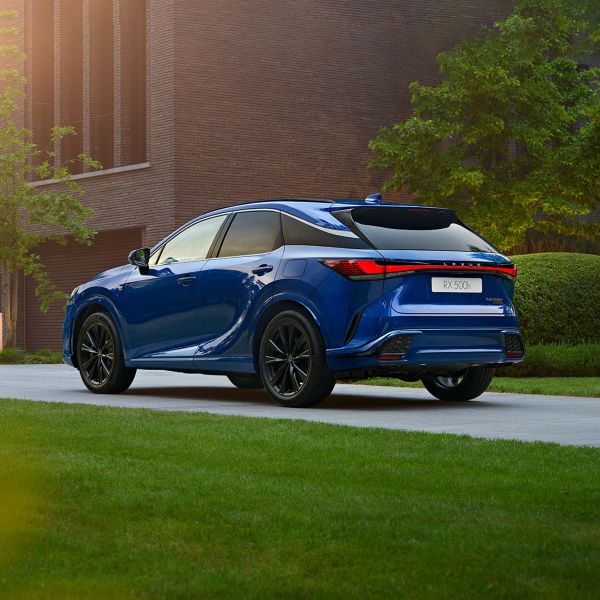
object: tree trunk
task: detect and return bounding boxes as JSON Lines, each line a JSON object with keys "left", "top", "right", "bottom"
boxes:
{"left": 1, "top": 261, "right": 18, "bottom": 349}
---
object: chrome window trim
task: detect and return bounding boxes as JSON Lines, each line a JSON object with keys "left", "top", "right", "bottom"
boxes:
{"left": 149, "top": 206, "right": 359, "bottom": 265}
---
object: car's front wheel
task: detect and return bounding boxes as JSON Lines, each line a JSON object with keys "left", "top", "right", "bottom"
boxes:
{"left": 259, "top": 310, "right": 335, "bottom": 408}
{"left": 421, "top": 367, "right": 494, "bottom": 401}
{"left": 76, "top": 312, "right": 136, "bottom": 394}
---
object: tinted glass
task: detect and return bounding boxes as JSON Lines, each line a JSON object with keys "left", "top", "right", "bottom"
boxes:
{"left": 155, "top": 215, "right": 227, "bottom": 265}
{"left": 282, "top": 214, "right": 369, "bottom": 249}
{"left": 218, "top": 211, "right": 283, "bottom": 257}
{"left": 351, "top": 207, "right": 497, "bottom": 252}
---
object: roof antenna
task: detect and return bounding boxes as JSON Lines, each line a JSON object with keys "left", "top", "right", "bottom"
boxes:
{"left": 364, "top": 193, "right": 382, "bottom": 204}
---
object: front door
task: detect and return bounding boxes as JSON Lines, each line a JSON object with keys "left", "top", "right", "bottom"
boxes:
{"left": 121, "top": 214, "right": 228, "bottom": 359}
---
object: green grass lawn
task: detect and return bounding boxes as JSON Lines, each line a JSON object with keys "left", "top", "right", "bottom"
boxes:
{"left": 356, "top": 376, "right": 600, "bottom": 398}
{"left": 1, "top": 400, "right": 599, "bottom": 599}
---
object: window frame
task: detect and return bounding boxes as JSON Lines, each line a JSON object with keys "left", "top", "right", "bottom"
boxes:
{"left": 213, "top": 209, "right": 284, "bottom": 259}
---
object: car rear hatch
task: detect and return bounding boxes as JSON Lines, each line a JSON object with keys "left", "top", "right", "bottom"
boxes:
{"left": 331, "top": 204, "right": 516, "bottom": 317}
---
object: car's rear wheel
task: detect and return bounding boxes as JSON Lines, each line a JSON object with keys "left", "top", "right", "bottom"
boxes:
{"left": 77, "top": 312, "right": 136, "bottom": 394}
{"left": 421, "top": 366, "right": 494, "bottom": 401}
{"left": 227, "top": 374, "right": 263, "bottom": 389}
{"left": 259, "top": 310, "right": 335, "bottom": 408}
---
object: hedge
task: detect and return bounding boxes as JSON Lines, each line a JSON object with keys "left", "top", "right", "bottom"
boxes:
{"left": 496, "top": 343, "right": 600, "bottom": 377}
{"left": 0, "top": 348, "right": 63, "bottom": 365}
{"left": 511, "top": 252, "right": 600, "bottom": 345}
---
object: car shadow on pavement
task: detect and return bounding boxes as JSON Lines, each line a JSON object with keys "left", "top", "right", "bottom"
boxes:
{"left": 123, "top": 386, "right": 498, "bottom": 411}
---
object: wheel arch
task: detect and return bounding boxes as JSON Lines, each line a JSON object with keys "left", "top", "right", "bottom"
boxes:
{"left": 251, "top": 298, "right": 323, "bottom": 371}
{"left": 71, "top": 295, "right": 125, "bottom": 368}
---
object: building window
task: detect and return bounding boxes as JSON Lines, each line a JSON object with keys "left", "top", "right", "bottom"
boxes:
{"left": 89, "top": 0, "right": 114, "bottom": 170}
{"left": 120, "top": 0, "right": 146, "bottom": 165}
{"left": 31, "top": 0, "right": 54, "bottom": 163}
{"left": 29, "top": 0, "right": 146, "bottom": 175}
{"left": 60, "top": 0, "right": 83, "bottom": 174}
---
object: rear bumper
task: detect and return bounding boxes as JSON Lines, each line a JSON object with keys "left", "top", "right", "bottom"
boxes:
{"left": 326, "top": 328, "right": 524, "bottom": 375}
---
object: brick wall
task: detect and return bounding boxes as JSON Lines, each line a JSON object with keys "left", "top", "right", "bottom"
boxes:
{"left": 173, "top": 0, "right": 512, "bottom": 224}
{"left": 1, "top": 0, "right": 514, "bottom": 350}
{"left": 23, "top": 228, "right": 143, "bottom": 351}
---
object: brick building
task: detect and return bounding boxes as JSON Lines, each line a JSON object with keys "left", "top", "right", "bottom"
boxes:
{"left": 0, "top": 0, "right": 513, "bottom": 351}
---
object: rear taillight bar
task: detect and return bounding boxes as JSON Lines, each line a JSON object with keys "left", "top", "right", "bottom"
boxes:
{"left": 322, "top": 259, "right": 517, "bottom": 280}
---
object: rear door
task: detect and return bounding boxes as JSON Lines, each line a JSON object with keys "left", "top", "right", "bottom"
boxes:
{"left": 344, "top": 206, "right": 516, "bottom": 316}
{"left": 194, "top": 209, "right": 284, "bottom": 354}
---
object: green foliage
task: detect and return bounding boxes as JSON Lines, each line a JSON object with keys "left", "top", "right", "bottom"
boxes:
{"left": 512, "top": 252, "right": 600, "bottom": 344}
{"left": 23, "top": 348, "right": 63, "bottom": 364}
{"left": 0, "top": 347, "right": 25, "bottom": 364}
{"left": 370, "top": 0, "right": 600, "bottom": 251}
{"left": 0, "top": 10, "right": 97, "bottom": 347}
{"left": 361, "top": 376, "right": 600, "bottom": 397}
{"left": 499, "top": 343, "right": 600, "bottom": 376}
{"left": 0, "top": 348, "right": 62, "bottom": 364}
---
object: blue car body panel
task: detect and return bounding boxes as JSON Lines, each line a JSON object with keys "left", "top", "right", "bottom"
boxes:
{"left": 63, "top": 198, "right": 523, "bottom": 376}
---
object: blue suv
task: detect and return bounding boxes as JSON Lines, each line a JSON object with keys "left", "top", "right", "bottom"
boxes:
{"left": 63, "top": 195, "right": 524, "bottom": 407}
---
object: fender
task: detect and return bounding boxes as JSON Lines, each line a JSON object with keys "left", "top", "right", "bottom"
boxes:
{"left": 255, "top": 290, "right": 328, "bottom": 343}
{"left": 71, "top": 290, "right": 130, "bottom": 359}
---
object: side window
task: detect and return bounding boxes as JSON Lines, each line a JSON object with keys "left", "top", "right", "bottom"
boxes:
{"left": 281, "top": 213, "right": 369, "bottom": 249}
{"left": 155, "top": 214, "right": 227, "bottom": 265}
{"left": 218, "top": 211, "right": 283, "bottom": 257}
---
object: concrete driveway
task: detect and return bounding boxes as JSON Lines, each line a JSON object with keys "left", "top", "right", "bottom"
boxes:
{"left": 1, "top": 364, "right": 598, "bottom": 447}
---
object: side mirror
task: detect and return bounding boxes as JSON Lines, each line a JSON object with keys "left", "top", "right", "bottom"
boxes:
{"left": 128, "top": 247, "right": 150, "bottom": 273}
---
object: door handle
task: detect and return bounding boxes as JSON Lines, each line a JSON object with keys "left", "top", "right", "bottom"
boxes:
{"left": 177, "top": 275, "right": 196, "bottom": 286}
{"left": 252, "top": 264, "right": 274, "bottom": 275}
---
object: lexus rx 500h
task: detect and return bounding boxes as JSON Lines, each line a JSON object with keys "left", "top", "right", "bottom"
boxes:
{"left": 64, "top": 195, "right": 524, "bottom": 407}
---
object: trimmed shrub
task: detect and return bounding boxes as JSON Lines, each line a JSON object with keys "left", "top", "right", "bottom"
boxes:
{"left": 24, "top": 349, "right": 63, "bottom": 364}
{"left": 511, "top": 253, "right": 600, "bottom": 345}
{"left": 497, "top": 343, "right": 600, "bottom": 377}
{"left": 0, "top": 347, "right": 27, "bottom": 364}
{"left": 0, "top": 348, "right": 62, "bottom": 365}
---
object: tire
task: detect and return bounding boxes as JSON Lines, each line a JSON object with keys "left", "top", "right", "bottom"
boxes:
{"left": 76, "top": 312, "right": 136, "bottom": 394}
{"left": 259, "top": 309, "right": 335, "bottom": 408}
{"left": 227, "top": 374, "right": 263, "bottom": 389}
{"left": 421, "top": 367, "right": 494, "bottom": 401}
{"left": 324, "top": 377, "right": 336, "bottom": 397}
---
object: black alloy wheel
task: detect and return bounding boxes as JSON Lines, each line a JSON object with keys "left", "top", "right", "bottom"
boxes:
{"left": 259, "top": 310, "right": 335, "bottom": 408}
{"left": 77, "top": 312, "right": 136, "bottom": 394}
{"left": 80, "top": 319, "right": 115, "bottom": 386}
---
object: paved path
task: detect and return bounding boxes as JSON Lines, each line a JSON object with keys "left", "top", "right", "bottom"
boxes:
{"left": 1, "top": 364, "right": 598, "bottom": 447}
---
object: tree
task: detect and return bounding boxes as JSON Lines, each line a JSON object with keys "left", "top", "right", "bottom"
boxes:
{"left": 0, "top": 9, "right": 97, "bottom": 348}
{"left": 369, "top": 0, "right": 600, "bottom": 251}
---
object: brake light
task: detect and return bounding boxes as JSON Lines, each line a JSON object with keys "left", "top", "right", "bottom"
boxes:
{"left": 322, "top": 259, "right": 386, "bottom": 280}
{"left": 322, "top": 260, "right": 517, "bottom": 280}
{"left": 386, "top": 263, "right": 517, "bottom": 278}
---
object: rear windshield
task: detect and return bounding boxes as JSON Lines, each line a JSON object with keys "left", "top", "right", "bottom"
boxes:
{"left": 349, "top": 207, "right": 497, "bottom": 252}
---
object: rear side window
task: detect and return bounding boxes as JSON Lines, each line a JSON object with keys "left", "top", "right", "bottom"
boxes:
{"left": 350, "top": 207, "right": 497, "bottom": 252}
{"left": 218, "top": 210, "right": 283, "bottom": 257}
{"left": 281, "top": 214, "right": 369, "bottom": 249}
